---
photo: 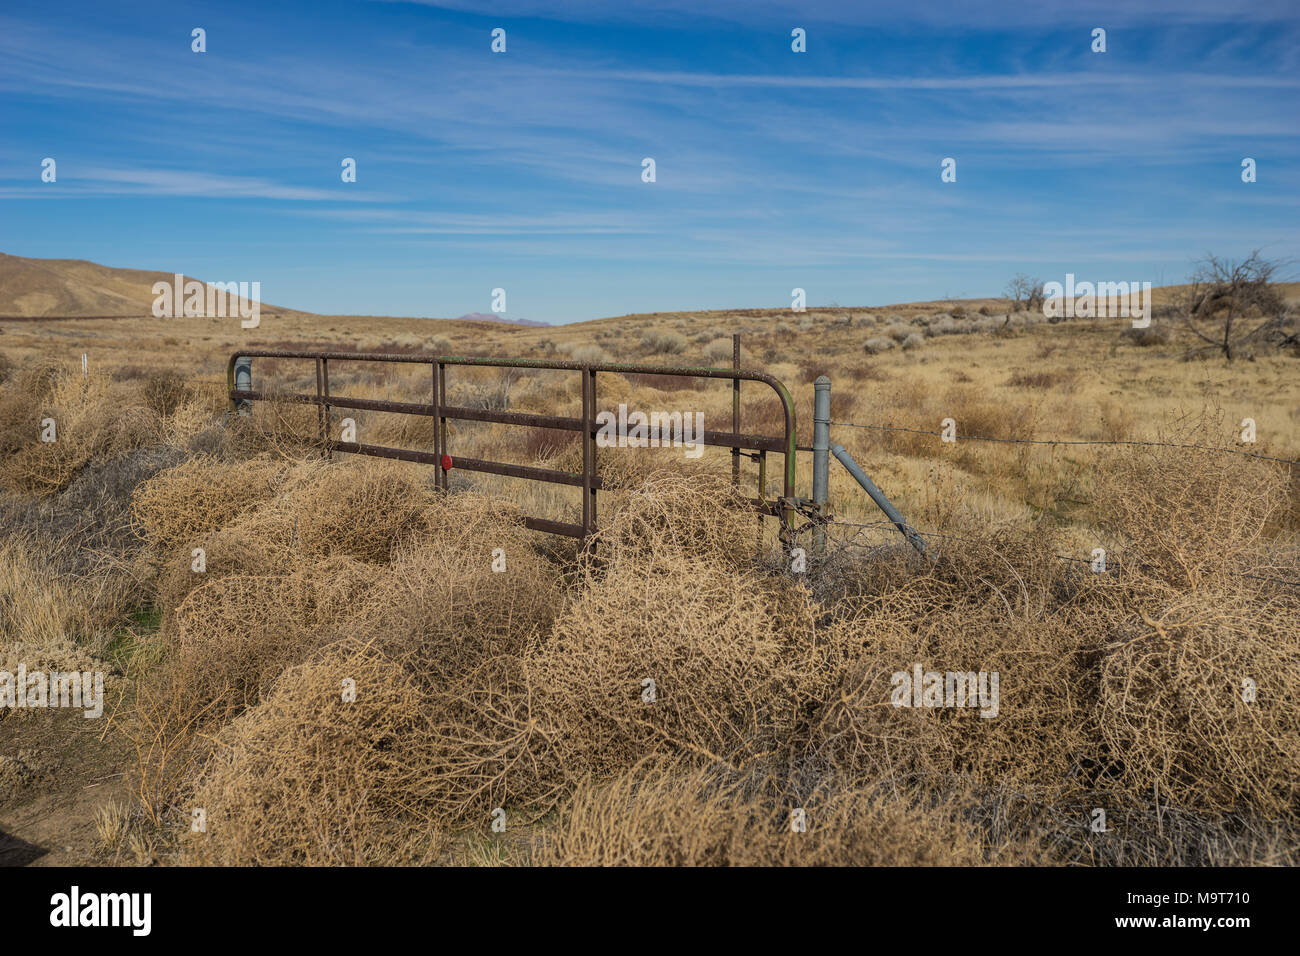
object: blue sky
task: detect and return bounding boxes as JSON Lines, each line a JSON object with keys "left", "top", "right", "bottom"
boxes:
{"left": 1, "top": 0, "right": 1297, "bottom": 323}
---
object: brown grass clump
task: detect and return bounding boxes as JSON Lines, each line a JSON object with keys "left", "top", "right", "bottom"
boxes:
{"left": 584, "top": 472, "right": 764, "bottom": 573}
{"left": 419, "top": 654, "right": 570, "bottom": 824}
{"left": 0, "top": 386, "right": 42, "bottom": 456}
{"left": 534, "top": 761, "right": 987, "bottom": 866}
{"left": 2, "top": 399, "right": 159, "bottom": 495}
{"left": 0, "top": 538, "right": 118, "bottom": 652}
{"left": 813, "top": 600, "right": 1095, "bottom": 800}
{"left": 1095, "top": 588, "right": 1300, "bottom": 818}
{"left": 0, "top": 364, "right": 165, "bottom": 494}
{"left": 358, "top": 493, "right": 560, "bottom": 690}
{"left": 528, "top": 557, "right": 826, "bottom": 779}
{"left": 181, "top": 638, "right": 447, "bottom": 865}
{"left": 151, "top": 501, "right": 302, "bottom": 614}
{"left": 1092, "top": 442, "right": 1289, "bottom": 590}
{"left": 158, "top": 559, "right": 382, "bottom": 727}
{"left": 131, "top": 456, "right": 301, "bottom": 555}
{"left": 288, "top": 457, "right": 435, "bottom": 563}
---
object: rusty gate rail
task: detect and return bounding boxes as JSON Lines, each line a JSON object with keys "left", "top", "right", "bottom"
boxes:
{"left": 226, "top": 349, "right": 798, "bottom": 544}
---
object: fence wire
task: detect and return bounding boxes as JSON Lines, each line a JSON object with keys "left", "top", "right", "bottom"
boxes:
{"left": 809, "top": 418, "right": 1300, "bottom": 589}
{"left": 828, "top": 420, "right": 1300, "bottom": 467}
{"left": 811, "top": 517, "right": 1300, "bottom": 590}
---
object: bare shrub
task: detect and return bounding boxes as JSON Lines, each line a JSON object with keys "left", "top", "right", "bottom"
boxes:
{"left": 703, "top": 337, "right": 734, "bottom": 363}
{"left": 291, "top": 458, "right": 435, "bottom": 563}
{"left": 1095, "top": 588, "right": 1300, "bottom": 817}
{"left": 1005, "top": 274, "right": 1046, "bottom": 312}
{"left": 141, "top": 371, "right": 192, "bottom": 418}
{"left": 132, "top": 456, "right": 299, "bottom": 555}
{"left": 567, "top": 344, "right": 607, "bottom": 364}
{"left": 1179, "top": 250, "right": 1292, "bottom": 361}
{"left": 639, "top": 329, "right": 687, "bottom": 355}
{"left": 181, "top": 638, "right": 448, "bottom": 865}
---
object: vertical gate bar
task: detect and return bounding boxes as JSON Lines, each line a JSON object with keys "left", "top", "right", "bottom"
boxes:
{"left": 437, "top": 361, "right": 448, "bottom": 491}
{"left": 589, "top": 369, "right": 598, "bottom": 541}
{"left": 731, "top": 333, "right": 740, "bottom": 488}
{"left": 757, "top": 449, "right": 767, "bottom": 549}
{"left": 812, "top": 375, "right": 831, "bottom": 556}
{"left": 315, "top": 358, "right": 326, "bottom": 447}
{"left": 321, "top": 357, "right": 332, "bottom": 460}
{"left": 581, "top": 368, "right": 594, "bottom": 542}
{"left": 431, "top": 361, "right": 442, "bottom": 490}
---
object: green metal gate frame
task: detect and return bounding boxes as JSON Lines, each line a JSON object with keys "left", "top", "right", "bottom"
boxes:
{"left": 227, "top": 348, "right": 799, "bottom": 545}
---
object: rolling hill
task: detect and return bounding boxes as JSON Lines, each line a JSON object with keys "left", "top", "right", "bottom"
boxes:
{"left": 0, "top": 252, "right": 302, "bottom": 318}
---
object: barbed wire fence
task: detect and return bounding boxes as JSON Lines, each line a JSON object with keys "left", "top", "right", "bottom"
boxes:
{"left": 828, "top": 420, "right": 1300, "bottom": 468}
{"left": 799, "top": 384, "right": 1300, "bottom": 590}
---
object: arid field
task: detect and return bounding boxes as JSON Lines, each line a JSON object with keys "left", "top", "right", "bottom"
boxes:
{"left": 1, "top": 287, "right": 1298, "bottom": 866}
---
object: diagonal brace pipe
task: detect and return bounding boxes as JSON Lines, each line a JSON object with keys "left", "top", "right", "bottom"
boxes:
{"left": 830, "top": 443, "right": 932, "bottom": 561}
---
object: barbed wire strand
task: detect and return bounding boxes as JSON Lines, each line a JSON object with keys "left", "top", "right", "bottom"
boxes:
{"left": 828, "top": 420, "right": 1300, "bottom": 467}
{"left": 813, "top": 517, "right": 1300, "bottom": 589}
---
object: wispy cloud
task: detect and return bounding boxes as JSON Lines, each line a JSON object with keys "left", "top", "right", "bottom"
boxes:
{"left": 0, "top": 0, "right": 1295, "bottom": 321}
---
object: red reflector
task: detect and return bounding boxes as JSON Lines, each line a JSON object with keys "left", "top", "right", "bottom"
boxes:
{"left": 441, "top": 454, "right": 453, "bottom": 470}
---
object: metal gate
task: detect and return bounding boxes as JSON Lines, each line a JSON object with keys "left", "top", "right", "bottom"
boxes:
{"left": 226, "top": 347, "right": 799, "bottom": 545}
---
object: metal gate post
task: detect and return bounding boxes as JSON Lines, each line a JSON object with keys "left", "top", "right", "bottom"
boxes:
{"left": 812, "top": 375, "right": 831, "bottom": 555}
{"left": 233, "top": 356, "right": 253, "bottom": 416}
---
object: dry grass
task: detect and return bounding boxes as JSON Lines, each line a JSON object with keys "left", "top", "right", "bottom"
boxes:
{"left": 3, "top": 293, "right": 1298, "bottom": 867}
{"left": 534, "top": 760, "right": 990, "bottom": 866}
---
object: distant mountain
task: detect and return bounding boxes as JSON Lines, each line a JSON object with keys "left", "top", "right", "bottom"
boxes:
{"left": 0, "top": 252, "right": 299, "bottom": 317}
{"left": 455, "top": 312, "right": 550, "bottom": 327}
